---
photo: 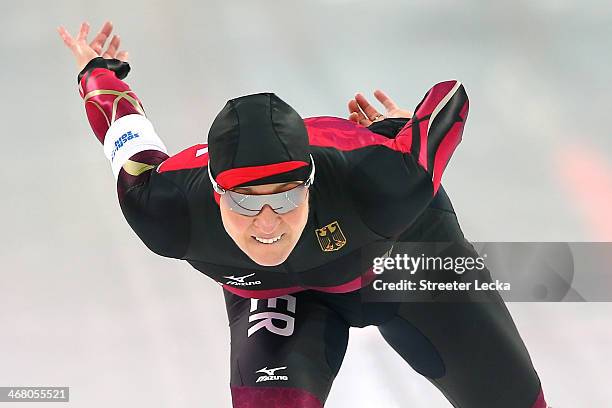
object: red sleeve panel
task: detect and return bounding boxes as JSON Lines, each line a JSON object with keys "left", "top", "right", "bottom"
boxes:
{"left": 79, "top": 67, "right": 146, "bottom": 144}
{"left": 395, "top": 80, "right": 468, "bottom": 194}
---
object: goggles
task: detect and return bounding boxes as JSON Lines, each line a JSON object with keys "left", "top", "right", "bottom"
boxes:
{"left": 208, "top": 155, "right": 315, "bottom": 216}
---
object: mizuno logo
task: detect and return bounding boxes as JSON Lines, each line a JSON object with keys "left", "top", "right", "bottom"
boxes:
{"left": 255, "top": 366, "right": 289, "bottom": 383}
{"left": 111, "top": 130, "right": 139, "bottom": 160}
{"left": 256, "top": 366, "right": 286, "bottom": 376}
{"left": 223, "top": 273, "right": 261, "bottom": 286}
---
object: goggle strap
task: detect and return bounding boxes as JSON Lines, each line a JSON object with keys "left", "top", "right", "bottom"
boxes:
{"left": 207, "top": 163, "right": 226, "bottom": 194}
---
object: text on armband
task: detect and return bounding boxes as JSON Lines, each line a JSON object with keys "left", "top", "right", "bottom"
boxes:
{"left": 111, "top": 131, "right": 140, "bottom": 160}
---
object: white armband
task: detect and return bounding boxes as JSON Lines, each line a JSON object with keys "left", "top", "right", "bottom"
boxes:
{"left": 103, "top": 114, "right": 168, "bottom": 179}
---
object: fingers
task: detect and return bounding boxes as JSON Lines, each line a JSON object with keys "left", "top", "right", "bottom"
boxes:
{"left": 348, "top": 99, "right": 364, "bottom": 119}
{"left": 348, "top": 98, "right": 372, "bottom": 126}
{"left": 348, "top": 89, "right": 408, "bottom": 126}
{"left": 116, "top": 50, "right": 129, "bottom": 62}
{"left": 355, "top": 92, "right": 382, "bottom": 121}
{"left": 89, "top": 21, "right": 113, "bottom": 54}
{"left": 76, "top": 21, "right": 90, "bottom": 42}
{"left": 57, "top": 26, "right": 75, "bottom": 49}
{"left": 102, "top": 34, "right": 120, "bottom": 58}
{"left": 348, "top": 112, "right": 360, "bottom": 123}
{"left": 374, "top": 89, "right": 399, "bottom": 113}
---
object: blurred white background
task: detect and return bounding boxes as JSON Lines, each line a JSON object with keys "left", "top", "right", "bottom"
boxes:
{"left": 1, "top": 0, "right": 611, "bottom": 406}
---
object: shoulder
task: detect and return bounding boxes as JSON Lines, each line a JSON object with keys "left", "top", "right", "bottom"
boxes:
{"left": 157, "top": 144, "right": 209, "bottom": 173}
{"left": 304, "top": 116, "right": 391, "bottom": 151}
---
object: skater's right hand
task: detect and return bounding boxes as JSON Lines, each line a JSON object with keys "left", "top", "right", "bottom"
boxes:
{"left": 57, "top": 21, "right": 129, "bottom": 72}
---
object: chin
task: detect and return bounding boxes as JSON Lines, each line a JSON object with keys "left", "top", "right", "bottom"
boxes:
{"left": 247, "top": 250, "right": 289, "bottom": 266}
{"left": 251, "top": 256, "right": 287, "bottom": 267}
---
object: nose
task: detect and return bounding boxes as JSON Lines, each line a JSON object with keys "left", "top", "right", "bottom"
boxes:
{"left": 253, "top": 205, "right": 281, "bottom": 234}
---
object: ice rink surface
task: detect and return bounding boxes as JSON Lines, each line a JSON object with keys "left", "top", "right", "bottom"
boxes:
{"left": 1, "top": 0, "right": 611, "bottom": 406}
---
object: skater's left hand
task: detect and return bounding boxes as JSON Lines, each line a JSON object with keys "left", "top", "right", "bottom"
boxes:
{"left": 57, "top": 21, "right": 129, "bottom": 72}
{"left": 347, "top": 90, "right": 413, "bottom": 127}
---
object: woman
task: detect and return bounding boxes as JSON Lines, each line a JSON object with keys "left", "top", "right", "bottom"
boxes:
{"left": 58, "top": 21, "right": 548, "bottom": 408}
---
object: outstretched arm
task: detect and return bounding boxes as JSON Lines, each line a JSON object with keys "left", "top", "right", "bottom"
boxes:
{"left": 58, "top": 22, "right": 168, "bottom": 178}
{"left": 58, "top": 22, "right": 189, "bottom": 258}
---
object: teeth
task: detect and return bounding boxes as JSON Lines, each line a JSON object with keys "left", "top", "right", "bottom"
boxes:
{"left": 254, "top": 234, "right": 283, "bottom": 244}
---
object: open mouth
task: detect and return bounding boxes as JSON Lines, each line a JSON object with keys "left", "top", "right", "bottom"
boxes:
{"left": 252, "top": 233, "right": 285, "bottom": 244}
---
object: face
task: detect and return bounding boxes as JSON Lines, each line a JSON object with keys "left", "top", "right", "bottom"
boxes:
{"left": 219, "top": 181, "right": 310, "bottom": 266}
